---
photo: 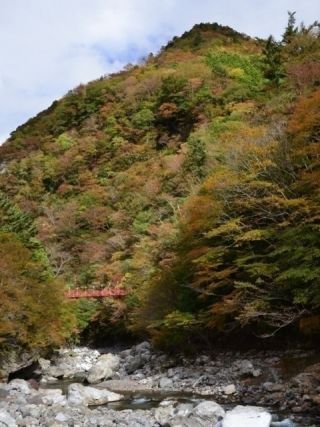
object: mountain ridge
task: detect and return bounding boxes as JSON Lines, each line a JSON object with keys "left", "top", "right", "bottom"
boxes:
{"left": 1, "top": 16, "right": 320, "bottom": 351}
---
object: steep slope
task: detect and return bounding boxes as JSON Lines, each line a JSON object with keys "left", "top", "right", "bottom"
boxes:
{"left": 1, "top": 20, "right": 320, "bottom": 348}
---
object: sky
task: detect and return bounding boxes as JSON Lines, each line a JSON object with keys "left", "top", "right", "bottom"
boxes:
{"left": 1, "top": 0, "right": 319, "bottom": 144}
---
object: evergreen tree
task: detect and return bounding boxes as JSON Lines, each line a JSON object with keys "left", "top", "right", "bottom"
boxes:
{"left": 282, "top": 11, "right": 298, "bottom": 44}
{"left": 263, "top": 36, "right": 283, "bottom": 84}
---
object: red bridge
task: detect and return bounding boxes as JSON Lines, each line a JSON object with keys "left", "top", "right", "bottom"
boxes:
{"left": 66, "top": 288, "right": 127, "bottom": 299}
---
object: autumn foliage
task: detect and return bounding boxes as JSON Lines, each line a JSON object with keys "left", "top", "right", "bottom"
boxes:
{"left": 0, "top": 18, "right": 320, "bottom": 349}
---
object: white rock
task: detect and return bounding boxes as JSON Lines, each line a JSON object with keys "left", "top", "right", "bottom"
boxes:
{"left": 67, "top": 383, "right": 123, "bottom": 406}
{"left": 44, "top": 347, "right": 100, "bottom": 379}
{"left": 193, "top": 401, "right": 225, "bottom": 420}
{"left": 38, "top": 357, "right": 51, "bottom": 370}
{"left": 55, "top": 412, "right": 70, "bottom": 422}
{"left": 6, "top": 379, "right": 31, "bottom": 395}
{"left": 175, "top": 403, "right": 194, "bottom": 417}
{"left": 87, "top": 353, "right": 120, "bottom": 384}
{"left": 223, "top": 405, "right": 272, "bottom": 427}
{"left": 223, "top": 384, "right": 236, "bottom": 395}
{"left": 38, "top": 388, "right": 66, "bottom": 406}
{"left": 0, "top": 410, "right": 17, "bottom": 427}
{"left": 154, "top": 405, "right": 175, "bottom": 424}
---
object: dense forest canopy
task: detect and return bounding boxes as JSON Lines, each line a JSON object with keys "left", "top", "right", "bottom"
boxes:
{"left": 1, "top": 15, "right": 320, "bottom": 351}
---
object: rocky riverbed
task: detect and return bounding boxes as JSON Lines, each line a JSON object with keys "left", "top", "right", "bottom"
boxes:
{"left": 0, "top": 342, "right": 319, "bottom": 426}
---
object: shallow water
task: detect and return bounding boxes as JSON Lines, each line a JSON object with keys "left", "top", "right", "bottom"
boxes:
{"left": 40, "top": 379, "right": 80, "bottom": 394}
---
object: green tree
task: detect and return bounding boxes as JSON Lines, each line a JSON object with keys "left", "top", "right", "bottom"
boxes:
{"left": 184, "top": 135, "right": 207, "bottom": 178}
{"left": 263, "top": 36, "right": 283, "bottom": 84}
{"left": 282, "top": 11, "right": 298, "bottom": 44}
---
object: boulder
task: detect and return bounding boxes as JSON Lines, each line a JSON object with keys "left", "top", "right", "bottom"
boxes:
{"left": 174, "top": 403, "right": 194, "bottom": 417}
{"left": 38, "top": 388, "right": 66, "bottom": 406}
{"left": 125, "top": 355, "right": 145, "bottom": 374}
{"left": 43, "top": 347, "right": 100, "bottom": 379}
{"left": 87, "top": 353, "right": 120, "bottom": 384}
{"left": 6, "top": 379, "right": 31, "bottom": 395}
{"left": 0, "top": 411, "right": 17, "bottom": 427}
{"left": 134, "top": 341, "right": 151, "bottom": 353}
{"left": 67, "top": 383, "right": 123, "bottom": 406}
{"left": 0, "top": 350, "right": 38, "bottom": 382}
{"left": 38, "top": 358, "right": 51, "bottom": 371}
{"left": 193, "top": 400, "right": 225, "bottom": 421}
{"left": 223, "top": 405, "right": 272, "bottom": 427}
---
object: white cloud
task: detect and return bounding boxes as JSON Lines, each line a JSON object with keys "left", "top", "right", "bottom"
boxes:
{"left": 0, "top": 0, "right": 319, "bottom": 142}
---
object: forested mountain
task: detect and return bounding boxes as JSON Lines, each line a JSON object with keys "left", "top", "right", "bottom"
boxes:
{"left": 1, "top": 16, "right": 320, "bottom": 351}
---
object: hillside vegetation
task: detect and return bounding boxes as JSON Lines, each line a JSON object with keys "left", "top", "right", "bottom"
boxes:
{"left": 1, "top": 16, "right": 320, "bottom": 351}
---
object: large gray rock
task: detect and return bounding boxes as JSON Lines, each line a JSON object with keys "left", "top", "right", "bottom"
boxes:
{"left": 0, "top": 410, "right": 17, "bottom": 427}
{"left": 67, "top": 383, "right": 123, "bottom": 406}
{"left": 38, "top": 357, "right": 51, "bottom": 371}
{"left": 193, "top": 401, "right": 225, "bottom": 421}
{"left": 123, "top": 341, "right": 152, "bottom": 374}
{"left": 43, "top": 347, "right": 100, "bottom": 380}
{"left": 5, "top": 379, "right": 31, "bottom": 395}
{"left": 0, "top": 350, "right": 38, "bottom": 382}
{"left": 87, "top": 353, "right": 120, "bottom": 384}
{"left": 223, "top": 405, "right": 272, "bottom": 427}
{"left": 134, "top": 341, "right": 151, "bottom": 353}
{"left": 125, "top": 355, "right": 145, "bottom": 374}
